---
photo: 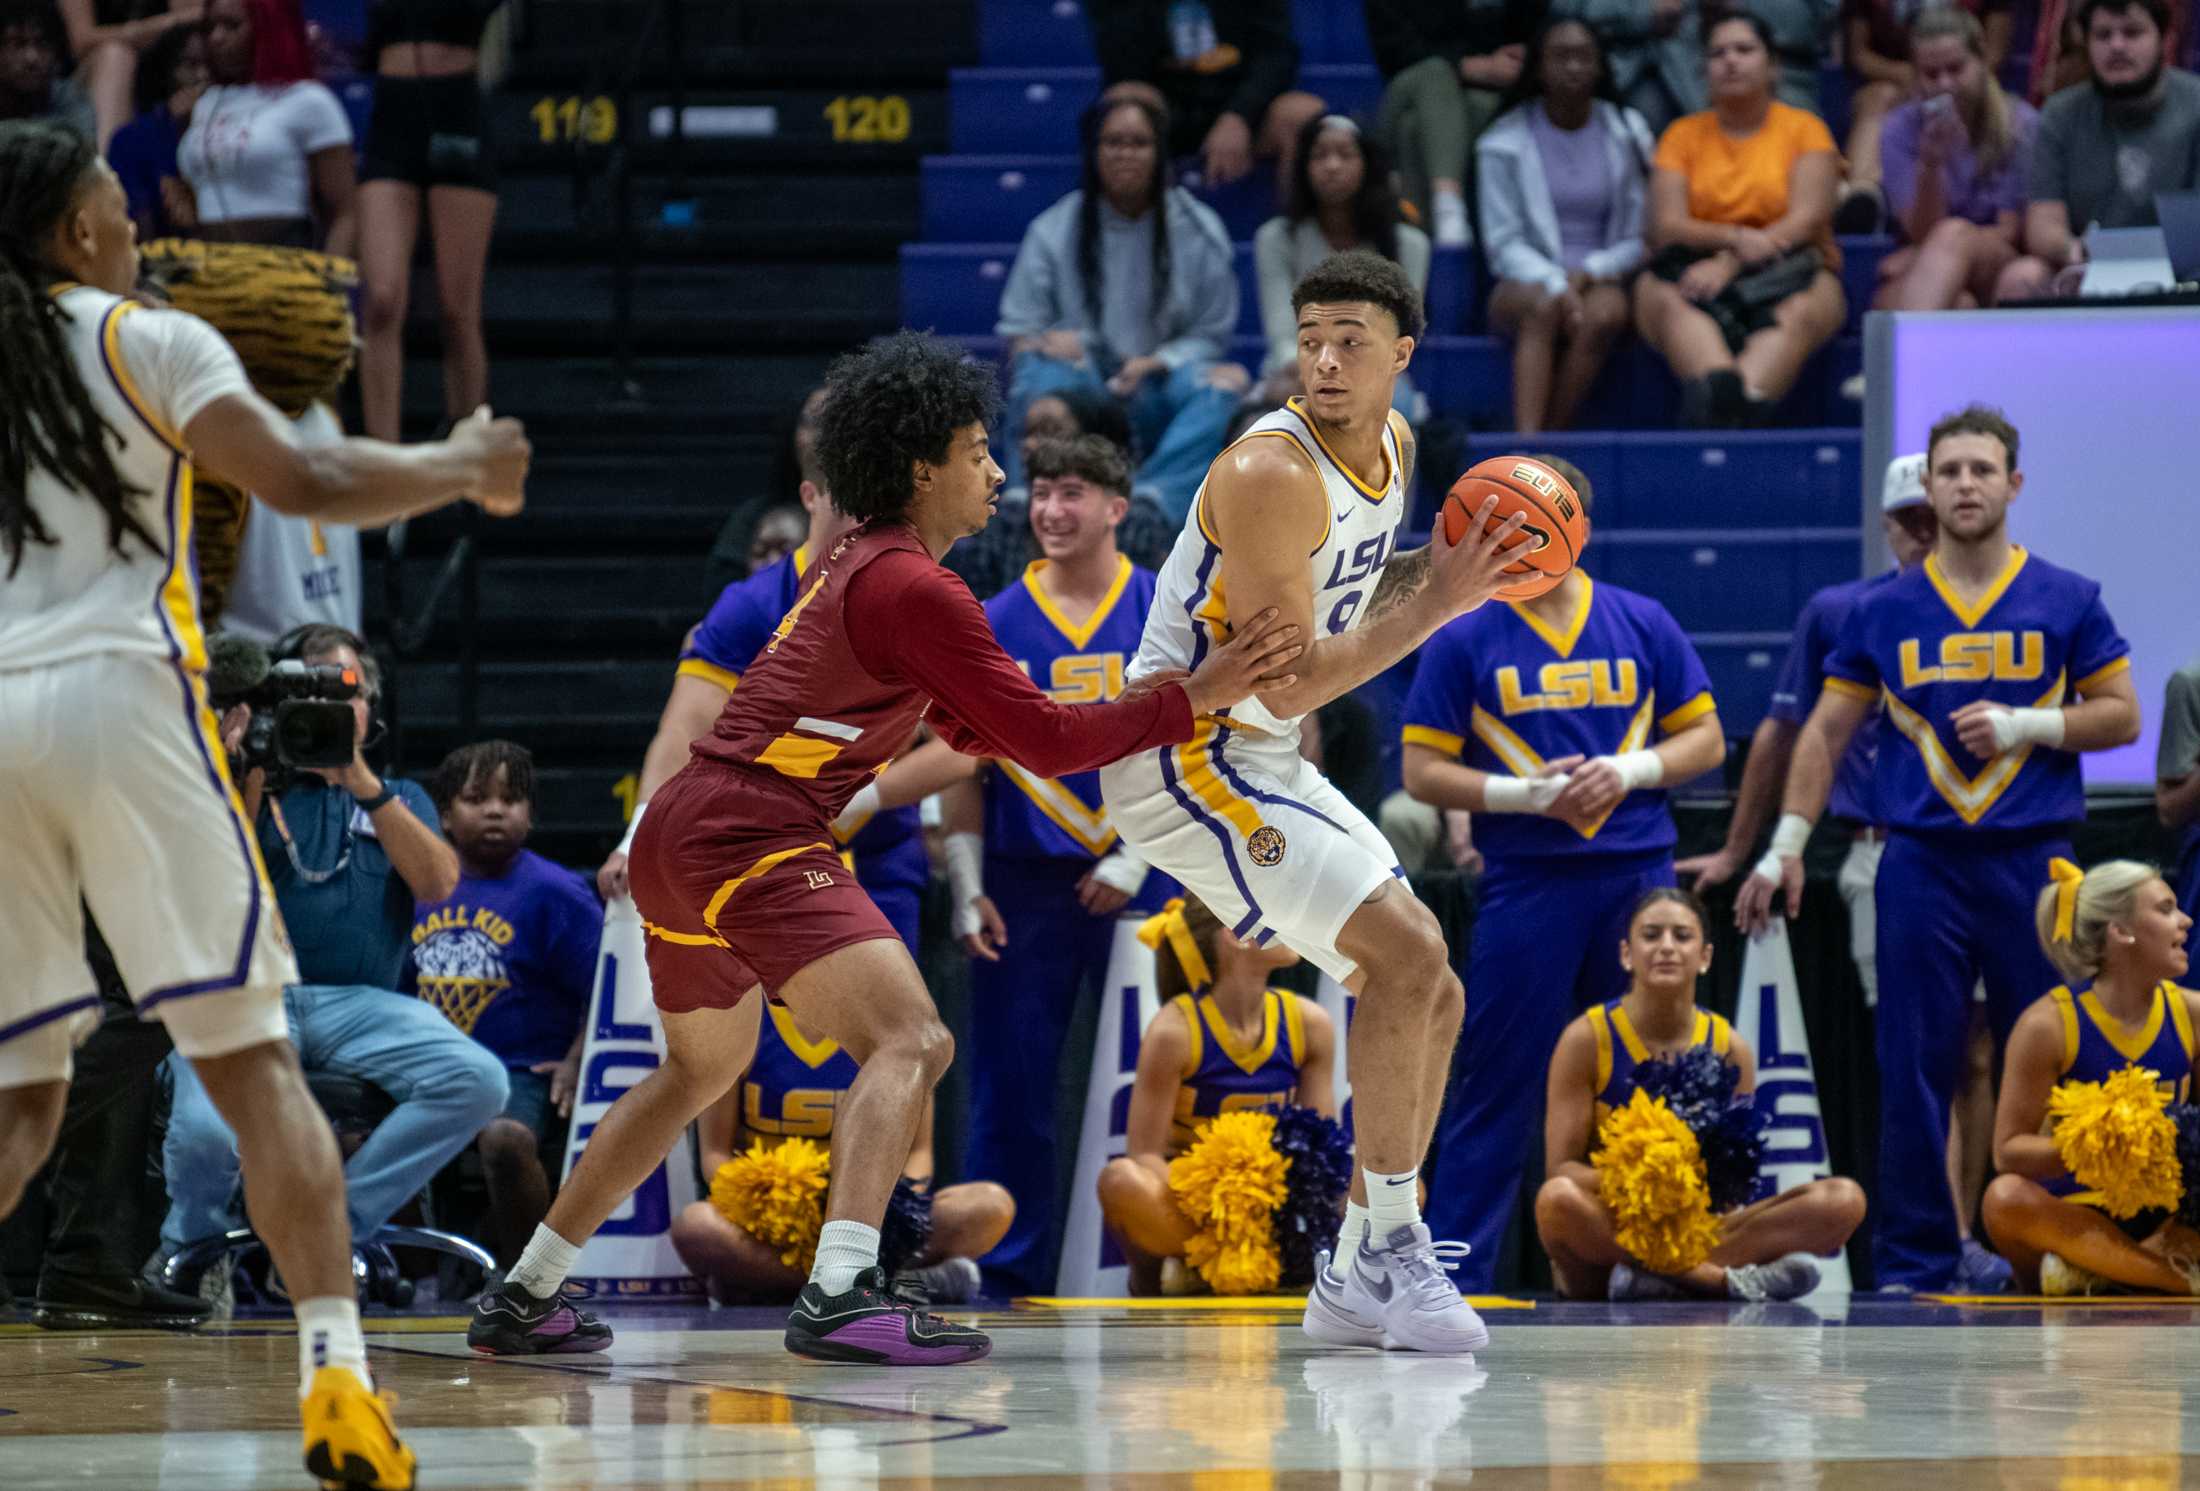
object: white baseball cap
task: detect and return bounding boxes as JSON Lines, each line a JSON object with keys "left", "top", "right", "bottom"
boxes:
{"left": 1881, "top": 453, "right": 1928, "bottom": 511}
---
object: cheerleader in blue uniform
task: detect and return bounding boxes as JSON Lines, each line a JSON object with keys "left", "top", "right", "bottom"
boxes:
{"left": 1981, "top": 860, "right": 2200, "bottom": 1296}
{"left": 1537, "top": 889, "right": 1865, "bottom": 1300}
{"left": 1098, "top": 896, "right": 1337, "bottom": 1293}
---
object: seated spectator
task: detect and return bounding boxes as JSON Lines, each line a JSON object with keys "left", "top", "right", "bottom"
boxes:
{"left": 1365, "top": 0, "right": 1540, "bottom": 244}
{"left": 995, "top": 95, "right": 1247, "bottom": 523}
{"left": 1253, "top": 113, "right": 1431, "bottom": 411}
{"left": 742, "top": 502, "right": 806, "bottom": 578}
{"left": 1536, "top": 889, "right": 1866, "bottom": 1300}
{"left": 669, "top": 1006, "right": 1011, "bottom": 1305}
{"left": 1997, "top": 0, "right": 2200, "bottom": 303}
{"left": 57, "top": 0, "right": 196, "bottom": 147}
{"left": 1981, "top": 861, "right": 2200, "bottom": 1295}
{"left": 160, "top": 625, "right": 507, "bottom": 1296}
{"left": 104, "top": 20, "right": 204, "bottom": 238}
{"left": 1837, "top": 0, "right": 2013, "bottom": 234}
{"left": 1477, "top": 18, "right": 1654, "bottom": 432}
{"left": 414, "top": 742, "right": 600, "bottom": 1270}
{"left": 1872, "top": 10, "right": 2037, "bottom": 311}
{"left": 1556, "top": 0, "right": 1836, "bottom": 139}
{"left": 2030, "top": 0, "right": 2192, "bottom": 103}
{"left": 1091, "top": 0, "right": 1324, "bottom": 197}
{"left": 1633, "top": 12, "right": 1844, "bottom": 428}
{"left": 1096, "top": 897, "right": 1335, "bottom": 1295}
{"left": 176, "top": 0, "right": 355, "bottom": 253}
{"left": 0, "top": 1, "right": 96, "bottom": 136}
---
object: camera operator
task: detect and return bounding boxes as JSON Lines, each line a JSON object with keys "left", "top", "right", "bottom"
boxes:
{"left": 158, "top": 624, "right": 508, "bottom": 1296}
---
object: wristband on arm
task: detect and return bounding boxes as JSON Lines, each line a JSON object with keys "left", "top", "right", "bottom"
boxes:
{"left": 1751, "top": 811, "right": 1814, "bottom": 883}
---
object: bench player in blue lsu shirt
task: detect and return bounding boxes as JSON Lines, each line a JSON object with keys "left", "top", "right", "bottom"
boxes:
{"left": 1398, "top": 455, "right": 1726, "bottom": 1290}
{"left": 1741, "top": 404, "right": 2141, "bottom": 1291}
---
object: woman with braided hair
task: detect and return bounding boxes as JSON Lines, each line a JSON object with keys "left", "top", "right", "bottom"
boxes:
{"left": 0, "top": 118, "right": 529, "bottom": 1491}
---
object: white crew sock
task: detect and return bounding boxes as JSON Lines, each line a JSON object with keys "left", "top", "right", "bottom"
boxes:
{"left": 1430, "top": 188, "right": 1470, "bottom": 247}
{"left": 810, "top": 1219, "right": 882, "bottom": 1296}
{"left": 1336, "top": 1201, "right": 1372, "bottom": 1261}
{"left": 508, "top": 1223, "right": 580, "bottom": 1301}
{"left": 296, "top": 1295, "right": 371, "bottom": 1395}
{"left": 1365, "top": 1166, "right": 1422, "bottom": 1238}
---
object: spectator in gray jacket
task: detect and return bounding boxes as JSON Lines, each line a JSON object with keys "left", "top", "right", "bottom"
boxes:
{"left": 1252, "top": 113, "right": 1430, "bottom": 410}
{"left": 1552, "top": 0, "right": 1835, "bottom": 137}
{"left": 1996, "top": 0, "right": 2200, "bottom": 301}
{"left": 996, "top": 95, "right": 1246, "bottom": 523}
{"left": 1477, "top": 18, "right": 1654, "bottom": 432}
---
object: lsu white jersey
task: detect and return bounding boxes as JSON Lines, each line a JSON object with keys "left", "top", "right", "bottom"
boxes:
{"left": 0, "top": 285, "right": 252, "bottom": 674}
{"left": 1129, "top": 398, "right": 1411, "bottom": 739}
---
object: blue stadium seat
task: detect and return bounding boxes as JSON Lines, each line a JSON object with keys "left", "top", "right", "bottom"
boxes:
{"left": 1232, "top": 242, "right": 1474, "bottom": 337}
{"left": 1611, "top": 431, "right": 1861, "bottom": 529}
{"left": 922, "top": 156, "right": 1079, "bottom": 242}
{"left": 977, "top": 0, "right": 1095, "bottom": 67}
{"left": 1839, "top": 235, "right": 1893, "bottom": 333}
{"left": 1691, "top": 634, "right": 1793, "bottom": 731}
{"left": 1295, "top": 0, "right": 1376, "bottom": 65}
{"left": 950, "top": 66, "right": 1385, "bottom": 155}
{"left": 1585, "top": 529, "right": 1861, "bottom": 633}
{"left": 1462, "top": 433, "right": 1622, "bottom": 520}
{"left": 900, "top": 243, "right": 1018, "bottom": 334}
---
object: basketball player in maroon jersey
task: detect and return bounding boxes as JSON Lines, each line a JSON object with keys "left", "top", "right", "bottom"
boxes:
{"left": 468, "top": 333, "right": 1331, "bottom": 1363}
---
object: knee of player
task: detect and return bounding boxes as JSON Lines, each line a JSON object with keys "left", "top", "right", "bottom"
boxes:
{"left": 906, "top": 1017, "right": 956, "bottom": 1082}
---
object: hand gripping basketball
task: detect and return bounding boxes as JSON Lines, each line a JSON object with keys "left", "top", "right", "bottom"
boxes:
{"left": 1439, "top": 456, "right": 1589, "bottom": 604}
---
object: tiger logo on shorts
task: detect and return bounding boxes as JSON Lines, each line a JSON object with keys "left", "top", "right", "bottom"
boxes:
{"left": 1247, "top": 825, "right": 1287, "bottom": 866}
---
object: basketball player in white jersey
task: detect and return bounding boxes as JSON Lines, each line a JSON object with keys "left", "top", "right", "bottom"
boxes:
{"left": 1101, "top": 249, "right": 1525, "bottom": 1354}
{"left": 0, "top": 122, "right": 526, "bottom": 1491}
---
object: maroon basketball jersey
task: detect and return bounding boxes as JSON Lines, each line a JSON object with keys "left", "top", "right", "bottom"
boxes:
{"left": 689, "top": 523, "right": 932, "bottom": 821}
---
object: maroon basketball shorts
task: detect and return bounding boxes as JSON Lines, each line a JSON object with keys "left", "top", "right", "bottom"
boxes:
{"left": 628, "top": 761, "right": 899, "bottom": 1012}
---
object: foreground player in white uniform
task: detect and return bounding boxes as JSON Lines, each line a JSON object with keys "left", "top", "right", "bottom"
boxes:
{"left": 1102, "top": 249, "right": 1524, "bottom": 1354}
{"left": 0, "top": 122, "right": 526, "bottom": 1491}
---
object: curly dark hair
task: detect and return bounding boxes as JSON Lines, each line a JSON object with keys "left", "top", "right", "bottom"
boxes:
{"left": 1026, "top": 432, "right": 1130, "bottom": 496}
{"left": 1289, "top": 247, "right": 1426, "bottom": 341}
{"left": 1283, "top": 115, "right": 1403, "bottom": 265}
{"left": 430, "top": 739, "right": 536, "bottom": 814}
{"left": 1927, "top": 403, "right": 2020, "bottom": 472}
{"left": 814, "top": 331, "right": 1003, "bottom": 522}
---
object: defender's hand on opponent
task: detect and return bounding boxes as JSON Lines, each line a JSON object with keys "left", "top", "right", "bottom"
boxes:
{"left": 1180, "top": 608, "right": 1303, "bottom": 716}
{"left": 1430, "top": 495, "right": 1529, "bottom": 619}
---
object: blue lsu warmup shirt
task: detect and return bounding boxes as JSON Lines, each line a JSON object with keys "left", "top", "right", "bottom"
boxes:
{"left": 1401, "top": 577, "right": 1717, "bottom": 860}
{"left": 1587, "top": 998, "right": 1735, "bottom": 1130}
{"left": 679, "top": 544, "right": 926, "bottom": 893}
{"left": 1769, "top": 573, "right": 1894, "bottom": 826}
{"left": 1824, "top": 549, "right": 2130, "bottom": 833}
{"left": 1166, "top": 988, "right": 1310, "bottom": 1154}
{"left": 2040, "top": 982, "right": 2196, "bottom": 1203}
{"left": 983, "top": 557, "right": 1160, "bottom": 864}
{"left": 740, "top": 1001, "right": 861, "bottom": 1144}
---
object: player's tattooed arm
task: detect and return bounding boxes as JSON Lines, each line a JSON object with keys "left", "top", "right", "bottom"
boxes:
{"left": 1363, "top": 544, "right": 1433, "bottom": 624}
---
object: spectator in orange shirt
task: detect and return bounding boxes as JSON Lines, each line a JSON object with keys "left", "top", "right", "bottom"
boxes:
{"left": 1632, "top": 12, "right": 1843, "bottom": 428}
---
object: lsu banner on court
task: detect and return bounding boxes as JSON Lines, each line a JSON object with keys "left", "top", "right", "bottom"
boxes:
{"left": 1736, "top": 920, "right": 1853, "bottom": 1292}
{"left": 559, "top": 897, "right": 703, "bottom": 1297}
{"left": 1055, "top": 918, "right": 1164, "bottom": 1297}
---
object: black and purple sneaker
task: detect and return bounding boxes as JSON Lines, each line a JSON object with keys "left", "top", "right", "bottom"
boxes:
{"left": 467, "top": 1279, "right": 613, "bottom": 1356}
{"left": 784, "top": 1267, "right": 990, "bottom": 1365}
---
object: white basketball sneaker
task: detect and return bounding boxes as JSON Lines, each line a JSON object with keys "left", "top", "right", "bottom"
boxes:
{"left": 1361, "top": 1224, "right": 1489, "bottom": 1355}
{"left": 1302, "top": 1247, "right": 1385, "bottom": 1348}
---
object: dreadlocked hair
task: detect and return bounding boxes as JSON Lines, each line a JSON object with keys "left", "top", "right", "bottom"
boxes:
{"left": 0, "top": 121, "right": 157, "bottom": 580}
{"left": 1077, "top": 95, "right": 1173, "bottom": 343}
{"left": 430, "top": 738, "right": 538, "bottom": 815}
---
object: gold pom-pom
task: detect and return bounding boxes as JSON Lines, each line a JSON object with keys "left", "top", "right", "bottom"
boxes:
{"left": 1168, "top": 1110, "right": 1290, "bottom": 1294}
{"left": 2048, "top": 1065, "right": 2182, "bottom": 1219}
{"left": 709, "top": 1137, "right": 832, "bottom": 1270}
{"left": 1596, "top": 1089, "right": 1722, "bottom": 1276}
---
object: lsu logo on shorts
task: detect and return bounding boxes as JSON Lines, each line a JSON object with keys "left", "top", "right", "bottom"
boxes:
{"left": 1247, "top": 825, "right": 1287, "bottom": 866}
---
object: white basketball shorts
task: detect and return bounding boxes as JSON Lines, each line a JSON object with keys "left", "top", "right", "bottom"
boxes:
{"left": 0, "top": 654, "right": 294, "bottom": 1087}
{"left": 1100, "top": 716, "right": 1403, "bottom": 983}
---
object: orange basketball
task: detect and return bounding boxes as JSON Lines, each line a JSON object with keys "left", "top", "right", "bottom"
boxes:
{"left": 1439, "top": 455, "right": 1589, "bottom": 602}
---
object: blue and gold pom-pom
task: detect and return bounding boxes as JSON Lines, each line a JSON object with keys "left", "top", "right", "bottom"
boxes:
{"left": 1633, "top": 1044, "right": 1768, "bottom": 1215}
